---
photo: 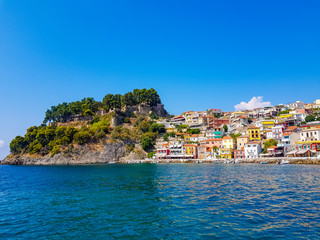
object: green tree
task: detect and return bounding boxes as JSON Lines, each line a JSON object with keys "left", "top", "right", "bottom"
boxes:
{"left": 263, "top": 139, "right": 278, "bottom": 153}
{"left": 186, "top": 128, "right": 200, "bottom": 134}
{"left": 141, "top": 136, "right": 154, "bottom": 151}
{"left": 10, "top": 136, "right": 27, "bottom": 154}
{"left": 51, "top": 145, "right": 61, "bottom": 156}
{"left": 305, "top": 115, "right": 316, "bottom": 122}
{"left": 223, "top": 125, "right": 228, "bottom": 133}
{"left": 30, "top": 142, "right": 43, "bottom": 154}
{"left": 90, "top": 120, "right": 109, "bottom": 135}
{"left": 163, "top": 133, "right": 169, "bottom": 141}
{"left": 138, "top": 120, "right": 150, "bottom": 133}
{"left": 74, "top": 131, "right": 91, "bottom": 145}
{"left": 149, "top": 123, "right": 165, "bottom": 133}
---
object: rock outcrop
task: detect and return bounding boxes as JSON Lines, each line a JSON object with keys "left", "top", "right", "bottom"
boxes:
{"left": 1, "top": 143, "right": 132, "bottom": 165}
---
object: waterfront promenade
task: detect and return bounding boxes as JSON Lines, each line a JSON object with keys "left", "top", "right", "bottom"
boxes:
{"left": 122, "top": 157, "right": 320, "bottom": 164}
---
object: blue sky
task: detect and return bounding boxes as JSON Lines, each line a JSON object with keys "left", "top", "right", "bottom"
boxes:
{"left": 0, "top": 0, "right": 320, "bottom": 159}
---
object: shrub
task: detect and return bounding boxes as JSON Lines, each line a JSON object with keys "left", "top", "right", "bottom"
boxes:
{"left": 51, "top": 145, "right": 61, "bottom": 156}
{"left": 163, "top": 134, "right": 169, "bottom": 141}
{"left": 147, "top": 151, "right": 156, "bottom": 158}
{"left": 30, "top": 143, "right": 43, "bottom": 154}
{"left": 124, "top": 117, "right": 131, "bottom": 123}
{"left": 95, "top": 131, "right": 106, "bottom": 139}
{"left": 74, "top": 131, "right": 91, "bottom": 145}
{"left": 125, "top": 144, "right": 135, "bottom": 153}
{"left": 141, "top": 136, "right": 155, "bottom": 151}
{"left": 149, "top": 123, "right": 165, "bottom": 133}
{"left": 90, "top": 120, "right": 109, "bottom": 135}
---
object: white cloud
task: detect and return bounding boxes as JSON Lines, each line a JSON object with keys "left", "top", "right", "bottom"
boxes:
{"left": 234, "top": 96, "right": 271, "bottom": 111}
{"left": 0, "top": 140, "right": 4, "bottom": 148}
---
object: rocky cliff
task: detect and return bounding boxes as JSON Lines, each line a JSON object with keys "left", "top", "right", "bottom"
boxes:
{"left": 1, "top": 143, "right": 133, "bottom": 165}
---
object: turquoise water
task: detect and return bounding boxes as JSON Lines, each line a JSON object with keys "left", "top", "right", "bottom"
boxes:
{"left": 1, "top": 164, "right": 320, "bottom": 239}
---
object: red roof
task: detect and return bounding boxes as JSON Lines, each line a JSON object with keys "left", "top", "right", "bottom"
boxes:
{"left": 237, "top": 135, "right": 249, "bottom": 138}
{"left": 267, "top": 146, "right": 277, "bottom": 149}
{"left": 206, "top": 138, "right": 222, "bottom": 141}
{"left": 223, "top": 136, "right": 233, "bottom": 140}
{"left": 248, "top": 126, "right": 260, "bottom": 129}
{"left": 283, "top": 132, "right": 293, "bottom": 136}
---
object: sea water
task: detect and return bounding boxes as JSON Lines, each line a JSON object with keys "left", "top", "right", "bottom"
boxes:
{"left": 0, "top": 164, "right": 319, "bottom": 239}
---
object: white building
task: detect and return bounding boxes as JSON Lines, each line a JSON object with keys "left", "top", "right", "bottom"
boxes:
{"left": 266, "top": 131, "right": 273, "bottom": 139}
{"left": 205, "top": 127, "right": 224, "bottom": 140}
{"left": 245, "top": 142, "right": 262, "bottom": 158}
{"left": 286, "top": 101, "right": 305, "bottom": 109}
{"left": 289, "top": 109, "right": 306, "bottom": 122}
{"left": 207, "top": 109, "right": 223, "bottom": 115}
{"left": 299, "top": 128, "right": 320, "bottom": 142}
{"left": 278, "top": 132, "right": 300, "bottom": 153}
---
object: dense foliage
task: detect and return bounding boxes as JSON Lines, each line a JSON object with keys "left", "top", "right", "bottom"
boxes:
{"left": 44, "top": 88, "right": 162, "bottom": 123}
{"left": 9, "top": 117, "right": 112, "bottom": 156}
{"left": 44, "top": 98, "right": 101, "bottom": 123}
{"left": 10, "top": 113, "right": 165, "bottom": 156}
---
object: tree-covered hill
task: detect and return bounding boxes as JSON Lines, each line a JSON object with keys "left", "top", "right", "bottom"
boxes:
{"left": 9, "top": 88, "right": 167, "bottom": 158}
{"left": 44, "top": 88, "right": 162, "bottom": 123}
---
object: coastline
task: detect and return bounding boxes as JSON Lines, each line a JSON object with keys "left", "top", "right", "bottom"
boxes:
{"left": 122, "top": 157, "right": 320, "bottom": 164}
{"left": 2, "top": 156, "right": 320, "bottom": 165}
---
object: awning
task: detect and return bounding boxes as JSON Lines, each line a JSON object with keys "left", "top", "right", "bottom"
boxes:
{"left": 285, "top": 150, "right": 298, "bottom": 155}
{"left": 296, "top": 149, "right": 309, "bottom": 154}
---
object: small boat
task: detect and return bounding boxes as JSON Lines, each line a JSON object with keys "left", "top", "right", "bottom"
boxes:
{"left": 260, "top": 162, "right": 268, "bottom": 164}
{"left": 280, "top": 160, "right": 290, "bottom": 165}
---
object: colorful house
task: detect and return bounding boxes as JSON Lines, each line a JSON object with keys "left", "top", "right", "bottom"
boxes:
{"left": 222, "top": 136, "right": 236, "bottom": 149}
{"left": 247, "top": 126, "right": 261, "bottom": 141}
{"left": 236, "top": 135, "right": 249, "bottom": 150}
{"left": 183, "top": 144, "right": 198, "bottom": 158}
{"left": 184, "top": 134, "right": 191, "bottom": 143}
{"left": 244, "top": 142, "right": 262, "bottom": 158}
{"left": 219, "top": 148, "right": 233, "bottom": 159}
{"left": 234, "top": 147, "right": 245, "bottom": 159}
{"left": 204, "top": 138, "right": 223, "bottom": 148}
{"left": 197, "top": 145, "right": 207, "bottom": 159}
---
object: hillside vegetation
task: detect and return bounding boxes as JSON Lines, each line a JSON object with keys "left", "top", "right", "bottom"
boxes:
{"left": 9, "top": 88, "right": 167, "bottom": 158}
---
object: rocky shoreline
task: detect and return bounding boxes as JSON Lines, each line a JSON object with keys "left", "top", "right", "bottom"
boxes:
{"left": 1, "top": 143, "right": 127, "bottom": 165}
{"left": 2, "top": 153, "right": 320, "bottom": 165}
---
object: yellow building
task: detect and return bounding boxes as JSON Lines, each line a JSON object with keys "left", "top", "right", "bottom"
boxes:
{"left": 181, "top": 111, "right": 195, "bottom": 124}
{"left": 184, "top": 134, "right": 191, "bottom": 143}
{"left": 219, "top": 148, "right": 233, "bottom": 159}
{"left": 183, "top": 144, "right": 197, "bottom": 158}
{"left": 261, "top": 120, "right": 275, "bottom": 132}
{"left": 247, "top": 126, "right": 261, "bottom": 141}
{"left": 222, "top": 136, "right": 236, "bottom": 149}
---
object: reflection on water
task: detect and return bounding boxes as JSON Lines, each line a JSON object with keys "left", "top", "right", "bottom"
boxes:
{"left": 0, "top": 164, "right": 320, "bottom": 239}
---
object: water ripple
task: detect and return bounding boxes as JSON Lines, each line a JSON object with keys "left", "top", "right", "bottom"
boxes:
{"left": 0, "top": 164, "right": 320, "bottom": 239}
